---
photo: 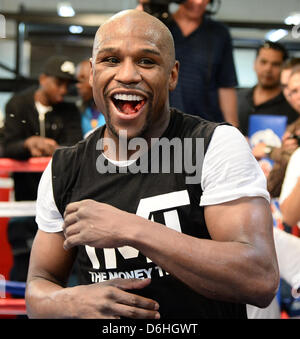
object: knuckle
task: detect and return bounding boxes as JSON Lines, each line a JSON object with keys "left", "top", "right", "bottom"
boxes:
{"left": 109, "top": 278, "right": 125, "bottom": 288}
{"left": 75, "top": 210, "right": 82, "bottom": 218}
{"left": 104, "top": 286, "right": 118, "bottom": 299}
{"left": 65, "top": 227, "right": 71, "bottom": 237}
{"left": 63, "top": 239, "right": 70, "bottom": 249}
{"left": 129, "top": 295, "right": 138, "bottom": 307}
{"left": 127, "top": 307, "right": 138, "bottom": 318}
{"left": 99, "top": 300, "right": 112, "bottom": 313}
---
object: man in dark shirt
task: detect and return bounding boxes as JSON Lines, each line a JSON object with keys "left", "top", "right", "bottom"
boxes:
{"left": 3, "top": 55, "right": 82, "bottom": 284}
{"left": 238, "top": 41, "right": 299, "bottom": 137}
{"left": 137, "top": 0, "right": 239, "bottom": 127}
{"left": 4, "top": 55, "right": 83, "bottom": 200}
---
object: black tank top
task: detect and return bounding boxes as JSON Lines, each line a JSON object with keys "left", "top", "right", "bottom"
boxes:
{"left": 52, "top": 108, "right": 246, "bottom": 319}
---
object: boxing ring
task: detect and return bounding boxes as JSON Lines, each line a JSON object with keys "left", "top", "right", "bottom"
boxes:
{"left": 0, "top": 157, "right": 50, "bottom": 317}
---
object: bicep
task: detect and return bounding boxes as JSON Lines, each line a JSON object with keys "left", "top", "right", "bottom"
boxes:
{"left": 27, "top": 230, "right": 77, "bottom": 286}
{"left": 204, "top": 197, "right": 274, "bottom": 247}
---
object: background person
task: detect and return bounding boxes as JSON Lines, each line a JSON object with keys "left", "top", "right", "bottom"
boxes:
{"left": 279, "top": 65, "right": 300, "bottom": 228}
{"left": 137, "top": 0, "right": 239, "bottom": 127}
{"left": 76, "top": 59, "right": 105, "bottom": 138}
{"left": 3, "top": 55, "right": 83, "bottom": 286}
{"left": 266, "top": 59, "right": 300, "bottom": 198}
{"left": 238, "top": 41, "right": 299, "bottom": 137}
{"left": 247, "top": 227, "right": 300, "bottom": 319}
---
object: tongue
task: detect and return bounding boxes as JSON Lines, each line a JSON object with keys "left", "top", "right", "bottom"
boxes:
{"left": 121, "top": 102, "right": 137, "bottom": 114}
{"left": 119, "top": 100, "right": 145, "bottom": 114}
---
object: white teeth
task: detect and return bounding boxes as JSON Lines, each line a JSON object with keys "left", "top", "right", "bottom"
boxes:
{"left": 113, "top": 93, "right": 144, "bottom": 101}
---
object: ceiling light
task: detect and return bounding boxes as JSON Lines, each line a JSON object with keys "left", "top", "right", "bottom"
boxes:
{"left": 265, "top": 29, "right": 288, "bottom": 42}
{"left": 284, "top": 12, "right": 300, "bottom": 25}
{"left": 69, "top": 25, "right": 83, "bottom": 34}
{"left": 57, "top": 2, "right": 75, "bottom": 17}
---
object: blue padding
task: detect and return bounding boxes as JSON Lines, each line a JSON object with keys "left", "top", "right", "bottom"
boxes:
{"left": 5, "top": 280, "right": 26, "bottom": 296}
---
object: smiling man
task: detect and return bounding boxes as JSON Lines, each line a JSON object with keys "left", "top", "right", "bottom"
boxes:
{"left": 25, "top": 10, "right": 279, "bottom": 319}
{"left": 91, "top": 10, "right": 177, "bottom": 143}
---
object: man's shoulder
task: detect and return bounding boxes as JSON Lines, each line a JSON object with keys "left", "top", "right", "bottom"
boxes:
{"left": 6, "top": 87, "right": 36, "bottom": 107}
{"left": 265, "top": 92, "right": 298, "bottom": 117}
{"left": 204, "top": 16, "right": 230, "bottom": 36}
{"left": 181, "top": 111, "right": 222, "bottom": 130}
{"left": 237, "top": 87, "right": 253, "bottom": 99}
{"left": 171, "top": 109, "right": 226, "bottom": 148}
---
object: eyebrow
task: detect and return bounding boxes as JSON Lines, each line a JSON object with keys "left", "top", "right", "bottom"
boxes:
{"left": 96, "top": 47, "right": 161, "bottom": 57}
{"left": 140, "top": 48, "right": 161, "bottom": 56}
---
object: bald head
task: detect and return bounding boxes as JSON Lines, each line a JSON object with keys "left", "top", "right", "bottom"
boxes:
{"left": 92, "top": 9, "right": 176, "bottom": 70}
{"left": 89, "top": 9, "right": 179, "bottom": 140}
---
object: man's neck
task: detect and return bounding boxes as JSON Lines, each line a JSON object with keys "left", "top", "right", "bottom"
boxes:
{"left": 173, "top": 8, "right": 203, "bottom": 37}
{"left": 253, "top": 84, "right": 281, "bottom": 106}
{"left": 103, "top": 108, "right": 171, "bottom": 162}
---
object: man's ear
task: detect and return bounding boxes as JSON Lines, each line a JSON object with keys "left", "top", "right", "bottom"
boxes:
{"left": 89, "top": 57, "right": 93, "bottom": 87}
{"left": 169, "top": 60, "right": 179, "bottom": 92}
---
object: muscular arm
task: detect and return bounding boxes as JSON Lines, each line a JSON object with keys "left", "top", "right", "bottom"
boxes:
{"left": 26, "top": 230, "right": 160, "bottom": 319}
{"left": 63, "top": 196, "right": 279, "bottom": 308}
{"left": 218, "top": 88, "right": 239, "bottom": 128}
{"left": 130, "top": 197, "right": 278, "bottom": 307}
{"left": 25, "top": 231, "right": 78, "bottom": 318}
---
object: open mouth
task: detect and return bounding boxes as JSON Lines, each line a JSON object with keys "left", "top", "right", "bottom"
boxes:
{"left": 112, "top": 93, "right": 146, "bottom": 115}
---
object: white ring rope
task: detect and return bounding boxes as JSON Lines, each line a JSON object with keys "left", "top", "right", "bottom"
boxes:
{"left": 0, "top": 201, "right": 36, "bottom": 217}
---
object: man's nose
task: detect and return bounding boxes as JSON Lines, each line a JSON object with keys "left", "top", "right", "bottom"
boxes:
{"left": 264, "top": 63, "right": 273, "bottom": 73}
{"left": 114, "top": 59, "right": 142, "bottom": 84}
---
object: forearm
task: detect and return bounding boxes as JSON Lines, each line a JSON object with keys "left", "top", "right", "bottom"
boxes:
{"left": 281, "top": 178, "right": 300, "bottom": 226}
{"left": 3, "top": 139, "right": 30, "bottom": 159}
{"left": 25, "top": 231, "right": 78, "bottom": 318}
{"left": 25, "top": 278, "right": 77, "bottom": 319}
{"left": 218, "top": 88, "right": 239, "bottom": 128}
{"left": 62, "top": 199, "right": 278, "bottom": 308}
{"left": 127, "top": 217, "right": 274, "bottom": 307}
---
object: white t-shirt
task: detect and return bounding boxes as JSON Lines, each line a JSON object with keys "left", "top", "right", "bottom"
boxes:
{"left": 279, "top": 147, "right": 300, "bottom": 203}
{"left": 279, "top": 147, "right": 300, "bottom": 228}
{"left": 36, "top": 125, "right": 270, "bottom": 233}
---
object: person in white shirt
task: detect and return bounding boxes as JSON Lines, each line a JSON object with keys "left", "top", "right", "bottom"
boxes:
{"left": 280, "top": 65, "right": 300, "bottom": 228}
